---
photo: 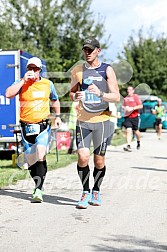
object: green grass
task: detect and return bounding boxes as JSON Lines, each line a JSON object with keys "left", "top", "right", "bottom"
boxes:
{"left": 47, "top": 149, "right": 78, "bottom": 171}
{"left": 0, "top": 163, "right": 28, "bottom": 189}
{"left": 112, "top": 128, "right": 127, "bottom": 146}
{"left": 0, "top": 149, "right": 78, "bottom": 189}
{"left": 0, "top": 129, "right": 126, "bottom": 189}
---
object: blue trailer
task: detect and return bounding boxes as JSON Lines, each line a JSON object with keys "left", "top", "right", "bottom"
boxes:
{"left": 0, "top": 50, "right": 46, "bottom": 144}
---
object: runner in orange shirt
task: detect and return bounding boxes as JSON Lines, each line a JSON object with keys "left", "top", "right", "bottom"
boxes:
{"left": 6, "top": 57, "right": 61, "bottom": 202}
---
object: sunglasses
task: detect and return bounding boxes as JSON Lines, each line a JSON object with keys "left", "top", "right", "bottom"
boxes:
{"left": 27, "top": 66, "right": 41, "bottom": 72}
{"left": 83, "top": 48, "right": 95, "bottom": 54}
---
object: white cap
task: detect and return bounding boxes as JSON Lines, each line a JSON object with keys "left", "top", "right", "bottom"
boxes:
{"left": 27, "top": 57, "right": 42, "bottom": 68}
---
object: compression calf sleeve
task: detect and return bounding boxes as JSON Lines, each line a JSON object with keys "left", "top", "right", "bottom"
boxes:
{"left": 29, "top": 161, "right": 47, "bottom": 190}
{"left": 92, "top": 166, "right": 106, "bottom": 191}
{"left": 77, "top": 165, "right": 90, "bottom": 192}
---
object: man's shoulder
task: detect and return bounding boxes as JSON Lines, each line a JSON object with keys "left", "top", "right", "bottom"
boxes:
{"left": 71, "top": 63, "right": 83, "bottom": 74}
{"left": 40, "top": 77, "right": 51, "bottom": 84}
{"left": 134, "top": 94, "right": 142, "bottom": 101}
{"left": 40, "top": 77, "right": 49, "bottom": 81}
{"left": 100, "top": 62, "right": 111, "bottom": 70}
{"left": 102, "top": 62, "right": 111, "bottom": 67}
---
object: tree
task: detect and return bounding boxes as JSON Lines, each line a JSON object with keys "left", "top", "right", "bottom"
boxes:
{"left": 118, "top": 28, "right": 167, "bottom": 100}
{"left": 0, "top": 0, "right": 107, "bottom": 72}
{"left": 0, "top": 1, "right": 24, "bottom": 49}
{"left": 0, "top": 0, "right": 109, "bottom": 116}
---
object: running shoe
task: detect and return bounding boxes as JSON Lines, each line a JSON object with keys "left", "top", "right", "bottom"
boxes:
{"left": 77, "top": 191, "right": 91, "bottom": 209}
{"left": 91, "top": 190, "right": 101, "bottom": 206}
{"left": 32, "top": 188, "right": 43, "bottom": 203}
{"left": 123, "top": 145, "right": 132, "bottom": 152}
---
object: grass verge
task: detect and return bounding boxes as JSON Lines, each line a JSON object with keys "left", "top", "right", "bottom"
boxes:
{"left": 0, "top": 129, "right": 126, "bottom": 189}
{"left": 112, "top": 128, "right": 126, "bottom": 146}
{"left": 0, "top": 150, "right": 78, "bottom": 189}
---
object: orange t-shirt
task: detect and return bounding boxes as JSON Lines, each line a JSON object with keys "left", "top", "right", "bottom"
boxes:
{"left": 19, "top": 78, "right": 51, "bottom": 123}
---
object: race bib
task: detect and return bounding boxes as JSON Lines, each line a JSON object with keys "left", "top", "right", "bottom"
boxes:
{"left": 84, "top": 91, "right": 101, "bottom": 104}
{"left": 24, "top": 124, "right": 40, "bottom": 136}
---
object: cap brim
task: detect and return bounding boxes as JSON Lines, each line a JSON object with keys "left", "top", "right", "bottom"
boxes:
{"left": 27, "top": 63, "right": 41, "bottom": 68}
{"left": 82, "top": 44, "right": 96, "bottom": 50}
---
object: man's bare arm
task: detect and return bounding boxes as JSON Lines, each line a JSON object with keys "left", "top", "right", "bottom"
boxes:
{"left": 87, "top": 66, "right": 120, "bottom": 103}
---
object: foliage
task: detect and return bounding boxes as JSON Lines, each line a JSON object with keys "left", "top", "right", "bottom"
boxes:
{"left": 0, "top": 0, "right": 106, "bottom": 72}
{"left": 0, "top": 0, "right": 109, "bottom": 116}
{"left": 111, "top": 128, "right": 126, "bottom": 146}
{"left": 118, "top": 28, "right": 167, "bottom": 100}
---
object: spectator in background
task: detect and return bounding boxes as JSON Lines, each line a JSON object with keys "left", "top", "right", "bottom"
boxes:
{"left": 152, "top": 99, "right": 166, "bottom": 140}
{"left": 122, "top": 86, "right": 143, "bottom": 152}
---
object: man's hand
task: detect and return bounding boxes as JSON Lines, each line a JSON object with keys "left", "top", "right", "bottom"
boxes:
{"left": 87, "top": 83, "right": 100, "bottom": 96}
{"left": 124, "top": 106, "right": 134, "bottom": 113}
{"left": 24, "top": 71, "right": 35, "bottom": 82}
{"left": 73, "top": 91, "right": 84, "bottom": 101}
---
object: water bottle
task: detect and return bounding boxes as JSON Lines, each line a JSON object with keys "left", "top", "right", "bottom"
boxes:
{"left": 83, "top": 78, "right": 93, "bottom": 86}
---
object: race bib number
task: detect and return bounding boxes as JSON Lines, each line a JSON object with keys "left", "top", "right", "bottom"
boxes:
{"left": 24, "top": 124, "right": 40, "bottom": 136}
{"left": 84, "top": 91, "right": 101, "bottom": 104}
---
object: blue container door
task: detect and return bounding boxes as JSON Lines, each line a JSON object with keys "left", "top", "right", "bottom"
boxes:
{"left": 0, "top": 51, "right": 20, "bottom": 138}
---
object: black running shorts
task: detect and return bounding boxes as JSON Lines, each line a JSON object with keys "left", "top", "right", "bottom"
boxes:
{"left": 123, "top": 116, "right": 139, "bottom": 131}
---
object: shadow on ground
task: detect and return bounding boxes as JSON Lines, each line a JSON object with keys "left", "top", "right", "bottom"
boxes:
{"left": 131, "top": 166, "right": 167, "bottom": 172}
{"left": 152, "top": 156, "right": 167, "bottom": 160}
{"left": 92, "top": 235, "right": 167, "bottom": 252}
{"left": 0, "top": 189, "right": 77, "bottom": 206}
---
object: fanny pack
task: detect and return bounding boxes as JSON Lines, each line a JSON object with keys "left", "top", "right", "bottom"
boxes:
{"left": 24, "top": 124, "right": 40, "bottom": 136}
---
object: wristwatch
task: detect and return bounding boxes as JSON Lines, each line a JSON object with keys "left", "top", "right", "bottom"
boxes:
{"left": 99, "top": 90, "right": 104, "bottom": 98}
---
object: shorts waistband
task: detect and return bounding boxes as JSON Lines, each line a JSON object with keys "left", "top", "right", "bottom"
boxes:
{"left": 20, "top": 119, "right": 50, "bottom": 126}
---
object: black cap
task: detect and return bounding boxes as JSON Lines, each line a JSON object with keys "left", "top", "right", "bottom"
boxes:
{"left": 82, "top": 38, "right": 100, "bottom": 50}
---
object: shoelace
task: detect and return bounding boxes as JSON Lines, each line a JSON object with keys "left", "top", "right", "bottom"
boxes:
{"left": 81, "top": 193, "right": 87, "bottom": 201}
{"left": 93, "top": 192, "right": 98, "bottom": 200}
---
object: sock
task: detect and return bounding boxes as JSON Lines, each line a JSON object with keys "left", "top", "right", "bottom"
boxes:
{"left": 77, "top": 165, "right": 90, "bottom": 192}
{"left": 29, "top": 161, "right": 47, "bottom": 190}
{"left": 92, "top": 166, "right": 106, "bottom": 191}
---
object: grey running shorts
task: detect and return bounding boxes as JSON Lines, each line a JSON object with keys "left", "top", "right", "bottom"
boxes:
{"left": 76, "top": 120, "right": 114, "bottom": 156}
